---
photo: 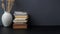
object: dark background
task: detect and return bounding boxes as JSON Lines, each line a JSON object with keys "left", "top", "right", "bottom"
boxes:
{"left": 0, "top": 0, "right": 60, "bottom": 26}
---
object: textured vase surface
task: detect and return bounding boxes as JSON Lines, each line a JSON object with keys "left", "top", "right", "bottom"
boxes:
{"left": 2, "top": 11, "right": 12, "bottom": 27}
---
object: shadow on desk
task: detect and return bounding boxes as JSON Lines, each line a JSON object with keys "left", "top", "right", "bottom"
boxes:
{"left": 0, "top": 27, "right": 31, "bottom": 34}
{"left": 0, "top": 26, "right": 60, "bottom": 34}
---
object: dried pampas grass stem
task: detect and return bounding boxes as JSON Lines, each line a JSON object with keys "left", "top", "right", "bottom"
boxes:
{"left": 9, "top": 0, "right": 15, "bottom": 12}
{"left": 7, "top": 0, "right": 15, "bottom": 13}
{"left": 1, "top": 0, "right": 5, "bottom": 11}
{"left": 1, "top": 0, "right": 15, "bottom": 13}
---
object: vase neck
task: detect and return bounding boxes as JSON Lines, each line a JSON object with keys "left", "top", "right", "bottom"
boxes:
{"left": 4, "top": 11, "right": 10, "bottom": 13}
{"left": 4, "top": 11, "right": 7, "bottom": 12}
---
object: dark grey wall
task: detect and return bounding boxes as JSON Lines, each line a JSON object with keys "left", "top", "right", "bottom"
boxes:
{"left": 0, "top": 0, "right": 60, "bottom": 26}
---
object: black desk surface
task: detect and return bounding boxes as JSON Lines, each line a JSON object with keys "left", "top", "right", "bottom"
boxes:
{"left": 0, "top": 26, "right": 60, "bottom": 34}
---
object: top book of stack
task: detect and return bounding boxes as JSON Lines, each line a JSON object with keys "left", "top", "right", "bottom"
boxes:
{"left": 14, "top": 11, "right": 28, "bottom": 16}
{"left": 14, "top": 11, "right": 28, "bottom": 18}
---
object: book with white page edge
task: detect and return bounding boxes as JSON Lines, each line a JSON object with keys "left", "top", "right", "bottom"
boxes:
{"left": 15, "top": 18, "right": 27, "bottom": 19}
{"left": 13, "top": 20, "right": 27, "bottom": 22}
{"left": 14, "top": 11, "right": 27, "bottom": 15}
{"left": 14, "top": 14, "right": 28, "bottom": 16}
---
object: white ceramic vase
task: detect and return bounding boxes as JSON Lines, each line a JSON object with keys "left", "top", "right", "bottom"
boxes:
{"left": 2, "top": 11, "right": 12, "bottom": 27}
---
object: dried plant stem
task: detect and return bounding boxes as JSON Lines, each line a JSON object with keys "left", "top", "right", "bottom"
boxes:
{"left": 7, "top": 0, "right": 15, "bottom": 13}
{"left": 1, "top": 0, "right": 5, "bottom": 11}
{"left": 7, "top": 0, "right": 10, "bottom": 12}
{"left": 9, "top": 0, "right": 15, "bottom": 12}
{"left": 2, "top": 3, "right": 5, "bottom": 11}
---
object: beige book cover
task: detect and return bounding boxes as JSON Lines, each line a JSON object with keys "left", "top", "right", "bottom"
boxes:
{"left": 15, "top": 16, "right": 28, "bottom": 18}
{"left": 14, "top": 18, "right": 27, "bottom": 20}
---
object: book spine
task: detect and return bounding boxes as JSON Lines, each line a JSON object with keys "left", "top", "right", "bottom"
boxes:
{"left": 15, "top": 16, "right": 28, "bottom": 18}
{"left": 14, "top": 12, "right": 27, "bottom": 14}
{"left": 14, "top": 14, "right": 27, "bottom": 16}
{"left": 13, "top": 20, "right": 27, "bottom": 22}
{"left": 13, "top": 22, "right": 27, "bottom": 24}
{"left": 14, "top": 18, "right": 27, "bottom": 20}
{"left": 13, "top": 24, "right": 27, "bottom": 29}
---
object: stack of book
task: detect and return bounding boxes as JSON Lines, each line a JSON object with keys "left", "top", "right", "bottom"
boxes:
{"left": 13, "top": 11, "right": 28, "bottom": 29}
